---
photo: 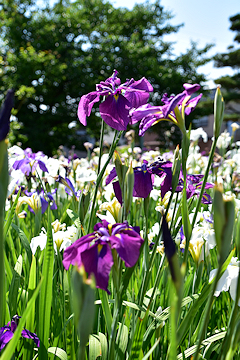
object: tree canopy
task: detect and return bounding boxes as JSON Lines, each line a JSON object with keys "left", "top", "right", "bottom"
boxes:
{"left": 214, "top": 13, "right": 240, "bottom": 122}
{"left": 0, "top": 0, "right": 211, "bottom": 154}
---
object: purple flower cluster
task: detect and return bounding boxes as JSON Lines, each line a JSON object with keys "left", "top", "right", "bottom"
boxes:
{"left": 106, "top": 158, "right": 213, "bottom": 204}
{"left": 0, "top": 315, "right": 40, "bottom": 351}
{"left": 63, "top": 220, "right": 144, "bottom": 293}
{"left": 13, "top": 148, "right": 48, "bottom": 176}
{"left": 78, "top": 70, "right": 153, "bottom": 131}
{"left": 78, "top": 72, "right": 201, "bottom": 137}
{"left": 132, "top": 83, "right": 202, "bottom": 136}
{"left": 176, "top": 174, "right": 214, "bottom": 204}
{"left": 106, "top": 158, "right": 173, "bottom": 202}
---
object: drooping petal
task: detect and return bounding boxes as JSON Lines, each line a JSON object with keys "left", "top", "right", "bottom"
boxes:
{"left": 12, "top": 158, "right": 26, "bottom": 171}
{"left": 183, "top": 83, "right": 201, "bottom": 95}
{"left": 161, "top": 215, "right": 176, "bottom": 260}
{"left": 81, "top": 242, "right": 113, "bottom": 293}
{"left": 78, "top": 92, "right": 101, "bottom": 126}
{"left": 110, "top": 229, "right": 144, "bottom": 267}
{"left": 130, "top": 103, "right": 162, "bottom": 125}
{"left": 105, "top": 167, "right": 117, "bottom": 185}
{"left": 138, "top": 113, "right": 163, "bottom": 136}
{"left": 133, "top": 169, "right": 153, "bottom": 198}
{"left": 113, "top": 181, "right": 122, "bottom": 204}
{"left": 21, "top": 329, "right": 40, "bottom": 347}
{"left": 40, "top": 196, "right": 49, "bottom": 214}
{"left": 184, "top": 93, "right": 202, "bottom": 116}
{"left": 38, "top": 160, "right": 48, "bottom": 173}
{"left": 0, "top": 328, "right": 13, "bottom": 351}
{"left": 62, "top": 235, "right": 94, "bottom": 269}
{"left": 163, "top": 92, "right": 186, "bottom": 118}
{"left": 201, "top": 193, "right": 212, "bottom": 204}
{"left": 160, "top": 175, "right": 172, "bottom": 198}
{"left": 124, "top": 77, "right": 153, "bottom": 108}
{"left": 99, "top": 93, "right": 131, "bottom": 131}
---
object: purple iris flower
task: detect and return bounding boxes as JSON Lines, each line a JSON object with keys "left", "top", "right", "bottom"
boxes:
{"left": 78, "top": 70, "right": 153, "bottom": 131}
{"left": 12, "top": 148, "right": 48, "bottom": 176}
{"left": 131, "top": 83, "right": 202, "bottom": 136}
{"left": 25, "top": 188, "right": 57, "bottom": 214}
{"left": 0, "top": 315, "right": 40, "bottom": 351}
{"left": 63, "top": 220, "right": 144, "bottom": 293}
{"left": 176, "top": 174, "right": 214, "bottom": 204}
{"left": 56, "top": 175, "right": 81, "bottom": 199}
{"left": 106, "top": 159, "right": 173, "bottom": 203}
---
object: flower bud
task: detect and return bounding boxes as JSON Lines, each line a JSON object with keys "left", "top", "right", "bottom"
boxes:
{"left": 78, "top": 191, "right": 91, "bottom": 223}
{"left": 113, "top": 151, "right": 127, "bottom": 188}
{"left": 213, "top": 186, "right": 235, "bottom": 264}
{"left": 124, "top": 161, "right": 134, "bottom": 216}
{"left": 161, "top": 215, "right": 182, "bottom": 294}
{"left": 214, "top": 87, "right": 225, "bottom": 139}
{"left": 171, "top": 145, "right": 181, "bottom": 192}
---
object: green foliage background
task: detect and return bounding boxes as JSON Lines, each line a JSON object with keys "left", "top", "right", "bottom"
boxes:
{"left": 214, "top": 13, "right": 240, "bottom": 123}
{"left": 0, "top": 0, "right": 212, "bottom": 154}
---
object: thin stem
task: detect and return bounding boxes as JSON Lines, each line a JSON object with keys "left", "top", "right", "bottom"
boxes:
{"left": 191, "top": 137, "right": 217, "bottom": 230}
{"left": 87, "top": 130, "right": 122, "bottom": 233}
{"left": 97, "top": 118, "right": 105, "bottom": 176}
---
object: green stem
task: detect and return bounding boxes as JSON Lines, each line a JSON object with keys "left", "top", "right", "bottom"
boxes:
{"left": 193, "top": 264, "right": 222, "bottom": 360}
{"left": 87, "top": 130, "right": 122, "bottom": 233}
{"left": 191, "top": 137, "right": 218, "bottom": 230}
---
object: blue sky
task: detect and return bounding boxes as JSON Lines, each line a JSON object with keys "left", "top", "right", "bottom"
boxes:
{"left": 110, "top": 0, "right": 240, "bottom": 88}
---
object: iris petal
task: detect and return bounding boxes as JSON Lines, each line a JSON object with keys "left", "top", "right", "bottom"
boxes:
{"left": 99, "top": 94, "right": 131, "bottom": 131}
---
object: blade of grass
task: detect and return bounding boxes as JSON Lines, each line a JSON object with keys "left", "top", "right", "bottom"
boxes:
{"left": 9, "top": 254, "right": 22, "bottom": 318}
{"left": 38, "top": 208, "right": 54, "bottom": 359}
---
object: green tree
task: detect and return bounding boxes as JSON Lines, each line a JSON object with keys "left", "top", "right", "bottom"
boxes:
{"left": 214, "top": 13, "right": 240, "bottom": 123}
{"left": 0, "top": 0, "right": 211, "bottom": 154}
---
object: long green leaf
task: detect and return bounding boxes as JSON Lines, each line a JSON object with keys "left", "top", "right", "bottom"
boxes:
{"left": 48, "top": 347, "right": 68, "bottom": 360}
{"left": 116, "top": 323, "right": 129, "bottom": 358}
{"left": 98, "top": 332, "right": 108, "bottom": 360}
{"left": 11, "top": 223, "right": 32, "bottom": 266}
{"left": 4, "top": 250, "right": 12, "bottom": 285}
{"left": 9, "top": 254, "right": 22, "bottom": 317}
{"left": 89, "top": 334, "right": 101, "bottom": 360}
{"left": 38, "top": 208, "right": 54, "bottom": 359}
{"left": 177, "top": 331, "right": 226, "bottom": 359}
{"left": 177, "top": 249, "right": 235, "bottom": 347}
{"left": 129, "top": 309, "right": 149, "bottom": 360}
{"left": 26, "top": 255, "right": 36, "bottom": 332}
{"left": 142, "top": 338, "right": 161, "bottom": 360}
{"left": 98, "top": 289, "right": 112, "bottom": 337}
{"left": 0, "top": 280, "right": 42, "bottom": 360}
{"left": 3, "top": 189, "right": 21, "bottom": 238}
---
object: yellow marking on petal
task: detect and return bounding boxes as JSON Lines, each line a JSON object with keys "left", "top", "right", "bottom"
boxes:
{"left": 108, "top": 223, "right": 112, "bottom": 235}
{"left": 114, "top": 94, "right": 119, "bottom": 101}
{"left": 152, "top": 119, "right": 161, "bottom": 126}
{"left": 98, "top": 244, "right": 103, "bottom": 253}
